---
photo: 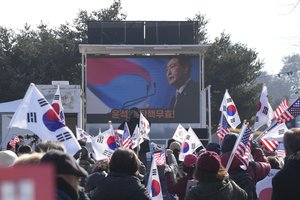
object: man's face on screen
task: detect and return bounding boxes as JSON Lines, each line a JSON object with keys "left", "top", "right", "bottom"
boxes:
{"left": 166, "top": 58, "right": 187, "bottom": 88}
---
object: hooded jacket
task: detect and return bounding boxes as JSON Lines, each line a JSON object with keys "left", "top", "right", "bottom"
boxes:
{"left": 186, "top": 178, "right": 248, "bottom": 200}
{"left": 91, "top": 172, "right": 151, "bottom": 200}
{"left": 272, "top": 151, "right": 300, "bottom": 200}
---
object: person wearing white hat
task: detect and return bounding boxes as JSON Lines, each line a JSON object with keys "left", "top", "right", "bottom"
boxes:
{"left": 0, "top": 150, "right": 18, "bottom": 167}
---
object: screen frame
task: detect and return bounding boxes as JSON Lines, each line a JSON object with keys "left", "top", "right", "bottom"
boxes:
{"left": 79, "top": 44, "right": 209, "bottom": 139}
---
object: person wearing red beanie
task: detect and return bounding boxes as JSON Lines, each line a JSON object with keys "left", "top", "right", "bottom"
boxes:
{"left": 186, "top": 151, "right": 248, "bottom": 200}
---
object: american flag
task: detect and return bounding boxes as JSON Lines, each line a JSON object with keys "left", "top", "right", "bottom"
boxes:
{"left": 276, "top": 98, "right": 300, "bottom": 123}
{"left": 153, "top": 150, "right": 166, "bottom": 166}
{"left": 216, "top": 114, "right": 230, "bottom": 141}
{"left": 9, "top": 135, "right": 20, "bottom": 149}
{"left": 122, "top": 122, "right": 132, "bottom": 149}
{"left": 274, "top": 99, "right": 289, "bottom": 120}
{"left": 235, "top": 127, "right": 253, "bottom": 167}
{"left": 276, "top": 149, "right": 286, "bottom": 159}
{"left": 260, "top": 138, "right": 279, "bottom": 152}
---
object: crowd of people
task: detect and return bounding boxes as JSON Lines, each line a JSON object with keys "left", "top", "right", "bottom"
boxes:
{"left": 1, "top": 127, "right": 300, "bottom": 200}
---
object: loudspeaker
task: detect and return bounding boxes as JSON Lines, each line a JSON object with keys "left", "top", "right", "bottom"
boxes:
{"left": 157, "top": 21, "right": 180, "bottom": 44}
{"left": 125, "top": 21, "right": 144, "bottom": 44}
{"left": 193, "top": 128, "right": 208, "bottom": 139}
{"left": 145, "top": 21, "right": 180, "bottom": 44}
{"left": 193, "top": 128, "right": 209, "bottom": 147}
{"left": 88, "top": 21, "right": 144, "bottom": 44}
{"left": 144, "top": 21, "right": 157, "bottom": 44}
{"left": 88, "top": 21, "right": 198, "bottom": 45}
{"left": 145, "top": 21, "right": 197, "bottom": 44}
{"left": 101, "top": 21, "right": 125, "bottom": 44}
{"left": 179, "top": 21, "right": 197, "bottom": 44}
{"left": 88, "top": 21, "right": 102, "bottom": 44}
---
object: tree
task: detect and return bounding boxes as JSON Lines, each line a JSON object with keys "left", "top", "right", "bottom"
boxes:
{"left": 257, "top": 54, "right": 300, "bottom": 107}
{"left": 279, "top": 54, "right": 300, "bottom": 98}
{"left": 205, "top": 33, "right": 263, "bottom": 130}
{"left": 187, "top": 12, "right": 209, "bottom": 43}
{"left": 0, "top": 26, "right": 16, "bottom": 101}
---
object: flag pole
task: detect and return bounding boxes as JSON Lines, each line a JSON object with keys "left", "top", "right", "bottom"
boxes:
{"left": 136, "top": 127, "right": 141, "bottom": 156}
{"left": 225, "top": 121, "right": 248, "bottom": 171}
{"left": 255, "top": 96, "right": 300, "bottom": 142}
{"left": 254, "top": 96, "right": 300, "bottom": 141}
{"left": 254, "top": 120, "right": 278, "bottom": 142}
{"left": 218, "top": 113, "right": 224, "bottom": 145}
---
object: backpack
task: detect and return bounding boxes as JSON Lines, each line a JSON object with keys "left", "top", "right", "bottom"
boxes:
{"left": 229, "top": 170, "right": 257, "bottom": 200}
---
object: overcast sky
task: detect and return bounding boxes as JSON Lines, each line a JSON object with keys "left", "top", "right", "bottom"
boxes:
{"left": 1, "top": 0, "right": 299, "bottom": 74}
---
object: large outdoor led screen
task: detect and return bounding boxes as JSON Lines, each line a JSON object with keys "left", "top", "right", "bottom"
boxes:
{"left": 86, "top": 55, "right": 200, "bottom": 123}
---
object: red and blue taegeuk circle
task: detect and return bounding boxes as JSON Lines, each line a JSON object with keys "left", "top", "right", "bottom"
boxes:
{"left": 43, "top": 109, "right": 65, "bottom": 132}
{"left": 183, "top": 142, "right": 190, "bottom": 153}
{"left": 51, "top": 103, "right": 61, "bottom": 115}
{"left": 151, "top": 179, "right": 161, "bottom": 197}
{"left": 257, "top": 101, "right": 262, "bottom": 111}
{"left": 226, "top": 105, "right": 237, "bottom": 116}
{"left": 107, "top": 136, "right": 117, "bottom": 150}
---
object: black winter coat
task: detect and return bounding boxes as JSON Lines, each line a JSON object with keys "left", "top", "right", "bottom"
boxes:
{"left": 186, "top": 178, "right": 248, "bottom": 200}
{"left": 91, "top": 172, "right": 151, "bottom": 200}
{"left": 272, "top": 151, "right": 300, "bottom": 200}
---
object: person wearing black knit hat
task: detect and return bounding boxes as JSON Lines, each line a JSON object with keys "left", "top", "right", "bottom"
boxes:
{"left": 206, "top": 142, "right": 221, "bottom": 155}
